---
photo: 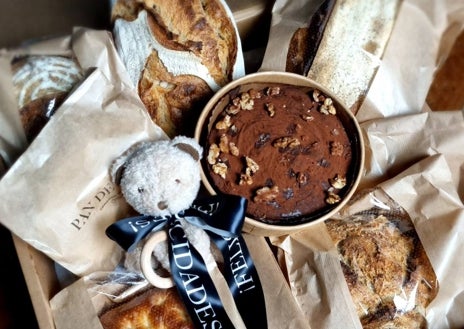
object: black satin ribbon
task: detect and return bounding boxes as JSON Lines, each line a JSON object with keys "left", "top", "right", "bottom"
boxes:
{"left": 106, "top": 194, "right": 267, "bottom": 329}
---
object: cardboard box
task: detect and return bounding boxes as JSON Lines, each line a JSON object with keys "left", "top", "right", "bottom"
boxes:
{"left": 5, "top": 1, "right": 272, "bottom": 329}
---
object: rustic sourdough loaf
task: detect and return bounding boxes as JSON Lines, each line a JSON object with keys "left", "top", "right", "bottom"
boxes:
{"left": 326, "top": 211, "right": 438, "bottom": 328}
{"left": 11, "top": 55, "right": 83, "bottom": 141}
{"left": 99, "top": 287, "right": 194, "bottom": 329}
{"left": 261, "top": 0, "right": 401, "bottom": 114}
{"left": 112, "top": 0, "right": 243, "bottom": 137}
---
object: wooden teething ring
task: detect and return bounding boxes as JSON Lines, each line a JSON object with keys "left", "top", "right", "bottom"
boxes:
{"left": 140, "top": 230, "right": 175, "bottom": 288}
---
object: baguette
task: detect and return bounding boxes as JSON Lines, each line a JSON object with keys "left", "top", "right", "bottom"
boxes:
{"left": 304, "top": 0, "right": 402, "bottom": 114}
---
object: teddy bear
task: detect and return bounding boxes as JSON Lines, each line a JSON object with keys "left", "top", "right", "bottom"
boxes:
{"left": 107, "top": 137, "right": 266, "bottom": 328}
{"left": 110, "top": 135, "right": 218, "bottom": 287}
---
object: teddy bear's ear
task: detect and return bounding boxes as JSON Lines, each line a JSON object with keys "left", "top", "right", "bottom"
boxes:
{"left": 171, "top": 136, "right": 203, "bottom": 161}
{"left": 110, "top": 141, "right": 150, "bottom": 184}
{"left": 110, "top": 156, "right": 127, "bottom": 185}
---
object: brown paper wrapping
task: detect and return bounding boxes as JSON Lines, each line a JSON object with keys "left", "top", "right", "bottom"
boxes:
{"left": 259, "top": 0, "right": 401, "bottom": 114}
{"left": 50, "top": 234, "right": 310, "bottom": 329}
{"left": 264, "top": 0, "right": 464, "bottom": 328}
{"left": 0, "top": 29, "right": 167, "bottom": 276}
{"left": 0, "top": 0, "right": 463, "bottom": 327}
{"left": 0, "top": 34, "right": 75, "bottom": 169}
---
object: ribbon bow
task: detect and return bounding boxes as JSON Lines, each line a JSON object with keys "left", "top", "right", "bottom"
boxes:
{"left": 106, "top": 194, "right": 267, "bottom": 329}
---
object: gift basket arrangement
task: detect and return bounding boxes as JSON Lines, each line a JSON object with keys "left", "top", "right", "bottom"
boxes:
{"left": 1, "top": 0, "right": 464, "bottom": 328}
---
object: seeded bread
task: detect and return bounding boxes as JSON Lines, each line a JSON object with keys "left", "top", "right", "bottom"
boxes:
{"left": 325, "top": 211, "right": 438, "bottom": 328}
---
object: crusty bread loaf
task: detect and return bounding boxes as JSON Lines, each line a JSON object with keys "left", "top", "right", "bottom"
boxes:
{"left": 326, "top": 212, "right": 438, "bottom": 328}
{"left": 11, "top": 55, "right": 83, "bottom": 109}
{"left": 112, "top": 0, "right": 241, "bottom": 137}
{"left": 11, "top": 55, "right": 83, "bottom": 141}
{"left": 271, "top": 0, "right": 401, "bottom": 114}
{"left": 99, "top": 287, "right": 193, "bottom": 329}
{"left": 285, "top": 0, "right": 336, "bottom": 75}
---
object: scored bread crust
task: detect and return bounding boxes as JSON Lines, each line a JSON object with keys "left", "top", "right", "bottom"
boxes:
{"left": 113, "top": 0, "right": 237, "bottom": 86}
{"left": 112, "top": 0, "right": 239, "bottom": 137}
{"left": 99, "top": 287, "right": 194, "bottom": 329}
{"left": 11, "top": 55, "right": 83, "bottom": 141}
{"left": 138, "top": 51, "right": 212, "bottom": 137}
{"left": 326, "top": 213, "right": 438, "bottom": 328}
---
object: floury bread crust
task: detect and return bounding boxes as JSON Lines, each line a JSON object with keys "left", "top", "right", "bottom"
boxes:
{"left": 112, "top": 0, "right": 243, "bottom": 137}
{"left": 11, "top": 55, "right": 83, "bottom": 141}
{"left": 304, "top": 0, "right": 402, "bottom": 114}
{"left": 325, "top": 212, "right": 438, "bottom": 328}
{"left": 261, "top": 0, "right": 401, "bottom": 114}
{"left": 99, "top": 287, "right": 194, "bottom": 329}
{"left": 205, "top": 84, "right": 353, "bottom": 224}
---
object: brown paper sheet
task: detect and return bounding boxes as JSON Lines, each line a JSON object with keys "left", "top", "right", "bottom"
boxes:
{"left": 50, "top": 234, "right": 310, "bottom": 329}
{"left": 265, "top": 0, "right": 464, "bottom": 328}
{"left": 378, "top": 146, "right": 464, "bottom": 328}
{"left": 0, "top": 29, "right": 167, "bottom": 276}
{"left": 270, "top": 224, "right": 362, "bottom": 329}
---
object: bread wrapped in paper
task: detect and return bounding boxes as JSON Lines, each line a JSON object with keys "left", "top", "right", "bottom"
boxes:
{"left": 11, "top": 55, "right": 84, "bottom": 142}
{"left": 261, "top": 0, "right": 402, "bottom": 114}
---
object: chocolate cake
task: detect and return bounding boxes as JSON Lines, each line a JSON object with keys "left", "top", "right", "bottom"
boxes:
{"left": 204, "top": 83, "right": 354, "bottom": 224}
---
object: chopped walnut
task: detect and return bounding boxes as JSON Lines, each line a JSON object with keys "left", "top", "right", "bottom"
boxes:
{"left": 319, "top": 104, "right": 329, "bottom": 115}
{"left": 240, "top": 92, "right": 254, "bottom": 110}
{"left": 254, "top": 186, "right": 279, "bottom": 203}
{"left": 330, "top": 174, "right": 347, "bottom": 189}
{"left": 265, "top": 103, "right": 276, "bottom": 117}
{"left": 266, "top": 86, "right": 281, "bottom": 96}
{"left": 330, "top": 141, "right": 344, "bottom": 156}
{"left": 212, "top": 162, "right": 228, "bottom": 179}
{"left": 326, "top": 191, "right": 341, "bottom": 204}
{"left": 219, "top": 134, "right": 230, "bottom": 153}
{"left": 249, "top": 89, "right": 262, "bottom": 99}
{"left": 225, "top": 105, "right": 240, "bottom": 115}
{"left": 245, "top": 156, "right": 259, "bottom": 174}
{"left": 207, "top": 144, "right": 220, "bottom": 165}
{"left": 319, "top": 97, "right": 336, "bottom": 115}
{"left": 239, "top": 173, "right": 253, "bottom": 185}
{"left": 215, "top": 115, "right": 232, "bottom": 130}
{"left": 229, "top": 142, "right": 239, "bottom": 156}
{"left": 273, "top": 137, "right": 301, "bottom": 149}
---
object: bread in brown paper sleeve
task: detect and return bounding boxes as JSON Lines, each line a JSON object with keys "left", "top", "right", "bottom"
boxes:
{"left": 0, "top": 29, "right": 168, "bottom": 277}
{"left": 260, "top": 0, "right": 401, "bottom": 114}
{"left": 325, "top": 188, "right": 438, "bottom": 328}
{"left": 11, "top": 55, "right": 84, "bottom": 142}
{"left": 99, "top": 287, "right": 194, "bottom": 329}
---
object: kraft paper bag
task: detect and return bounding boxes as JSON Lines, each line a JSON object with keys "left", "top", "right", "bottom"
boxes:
{"left": 0, "top": 29, "right": 167, "bottom": 276}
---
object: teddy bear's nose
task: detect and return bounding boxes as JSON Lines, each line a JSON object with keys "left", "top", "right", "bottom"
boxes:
{"left": 157, "top": 201, "right": 168, "bottom": 210}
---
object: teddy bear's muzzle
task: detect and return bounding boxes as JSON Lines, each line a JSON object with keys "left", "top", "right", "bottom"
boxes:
{"left": 157, "top": 201, "right": 168, "bottom": 210}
